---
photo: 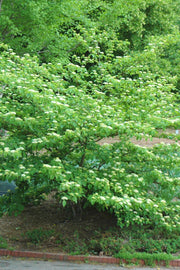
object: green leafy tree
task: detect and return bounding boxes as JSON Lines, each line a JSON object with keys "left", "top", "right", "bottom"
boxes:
{"left": 0, "top": 0, "right": 178, "bottom": 63}
{"left": 0, "top": 43, "right": 179, "bottom": 233}
{"left": 146, "top": 32, "right": 180, "bottom": 94}
{"left": 0, "top": 0, "right": 86, "bottom": 62}
{"left": 0, "top": 0, "right": 179, "bottom": 232}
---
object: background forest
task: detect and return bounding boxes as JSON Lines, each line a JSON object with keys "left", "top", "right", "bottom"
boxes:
{"left": 0, "top": 0, "right": 180, "bottom": 260}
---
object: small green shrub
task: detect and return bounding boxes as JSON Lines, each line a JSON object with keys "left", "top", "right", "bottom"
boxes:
{"left": 57, "top": 231, "right": 89, "bottom": 255}
{"left": 23, "top": 228, "right": 54, "bottom": 245}
{"left": 131, "top": 237, "right": 180, "bottom": 254}
{"left": 0, "top": 236, "right": 8, "bottom": 249}
{"left": 88, "top": 228, "right": 180, "bottom": 256}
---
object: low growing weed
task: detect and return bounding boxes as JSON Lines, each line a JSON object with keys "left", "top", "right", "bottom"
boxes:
{"left": 131, "top": 237, "right": 180, "bottom": 254}
{"left": 23, "top": 228, "right": 54, "bottom": 245}
{"left": 56, "top": 231, "right": 89, "bottom": 255}
{"left": 0, "top": 236, "right": 8, "bottom": 249}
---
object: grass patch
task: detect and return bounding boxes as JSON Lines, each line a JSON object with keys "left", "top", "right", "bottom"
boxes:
{"left": 115, "top": 252, "right": 179, "bottom": 267}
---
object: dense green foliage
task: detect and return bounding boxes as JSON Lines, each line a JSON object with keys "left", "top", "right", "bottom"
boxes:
{"left": 0, "top": 0, "right": 180, "bottom": 235}
{"left": 0, "top": 0, "right": 178, "bottom": 62}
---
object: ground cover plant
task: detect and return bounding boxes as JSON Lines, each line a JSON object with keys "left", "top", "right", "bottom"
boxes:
{"left": 0, "top": 0, "right": 180, "bottom": 263}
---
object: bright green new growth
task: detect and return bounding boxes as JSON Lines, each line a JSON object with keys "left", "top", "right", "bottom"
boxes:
{"left": 0, "top": 0, "right": 180, "bottom": 234}
{"left": 0, "top": 42, "right": 179, "bottom": 232}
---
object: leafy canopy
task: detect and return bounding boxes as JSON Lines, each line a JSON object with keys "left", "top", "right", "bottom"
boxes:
{"left": 0, "top": 0, "right": 180, "bottom": 232}
{"left": 0, "top": 42, "right": 179, "bottom": 232}
{"left": 0, "top": 0, "right": 178, "bottom": 62}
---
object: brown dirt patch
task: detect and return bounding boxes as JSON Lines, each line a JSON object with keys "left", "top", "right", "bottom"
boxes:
{"left": 98, "top": 136, "right": 179, "bottom": 147}
{"left": 131, "top": 137, "right": 179, "bottom": 147}
{"left": 98, "top": 135, "right": 179, "bottom": 147}
{"left": 97, "top": 128, "right": 180, "bottom": 146}
{"left": 0, "top": 200, "right": 117, "bottom": 253}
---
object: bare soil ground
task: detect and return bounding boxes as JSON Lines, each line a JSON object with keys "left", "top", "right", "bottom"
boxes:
{"left": 0, "top": 202, "right": 117, "bottom": 253}
{"left": 98, "top": 128, "right": 180, "bottom": 147}
{"left": 0, "top": 129, "right": 179, "bottom": 253}
{"left": 98, "top": 136, "right": 178, "bottom": 147}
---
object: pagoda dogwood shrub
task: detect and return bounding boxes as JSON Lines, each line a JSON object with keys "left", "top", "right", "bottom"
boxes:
{"left": 0, "top": 43, "right": 179, "bottom": 233}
